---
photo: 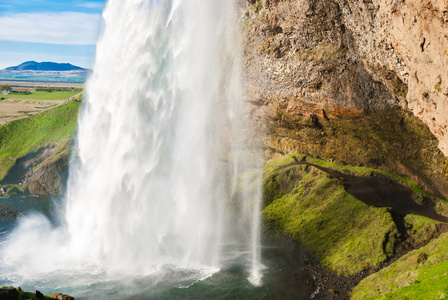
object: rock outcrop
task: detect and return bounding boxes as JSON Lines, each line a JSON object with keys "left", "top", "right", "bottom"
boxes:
{"left": 1, "top": 141, "right": 71, "bottom": 195}
{"left": 241, "top": 0, "right": 448, "bottom": 196}
{"left": 27, "top": 143, "right": 71, "bottom": 195}
{"left": 0, "top": 287, "right": 74, "bottom": 300}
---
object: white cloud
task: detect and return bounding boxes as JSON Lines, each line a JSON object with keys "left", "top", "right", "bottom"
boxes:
{"left": 0, "top": 12, "right": 102, "bottom": 45}
{"left": 77, "top": 2, "right": 104, "bottom": 9}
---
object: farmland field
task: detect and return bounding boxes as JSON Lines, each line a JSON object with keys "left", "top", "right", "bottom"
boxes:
{"left": 0, "top": 82, "right": 83, "bottom": 125}
{"left": 2, "top": 90, "right": 81, "bottom": 101}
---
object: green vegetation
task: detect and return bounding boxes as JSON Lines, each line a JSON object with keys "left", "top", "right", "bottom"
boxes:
{"left": 0, "top": 286, "right": 50, "bottom": 299}
{"left": 352, "top": 233, "right": 448, "bottom": 299}
{"left": 404, "top": 215, "right": 441, "bottom": 247}
{"left": 296, "top": 42, "right": 347, "bottom": 62}
{"left": 0, "top": 286, "right": 73, "bottom": 300}
{"left": 302, "top": 155, "right": 443, "bottom": 199}
{"left": 262, "top": 154, "right": 448, "bottom": 276}
{"left": 1, "top": 184, "right": 28, "bottom": 196}
{"left": 3, "top": 90, "right": 81, "bottom": 101}
{"left": 263, "top": 156, "right": 397, "bottom": 275}
{"left": 0, "top": 100, "right": 80, "bottom": 181}
{"left": 0, "top": 85, "right": 12, "bottom": 92}
{"left": 266, "top": 153, "right": 447, "bottom": 204}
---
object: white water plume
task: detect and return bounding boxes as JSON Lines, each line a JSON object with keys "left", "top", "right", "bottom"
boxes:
{"left": 0, "top": 0, "right": 263, "bottom": 290}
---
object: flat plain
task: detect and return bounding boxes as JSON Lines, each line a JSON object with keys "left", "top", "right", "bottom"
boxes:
{"left": 0, "top": 80, "right": 83, "bottom": 125}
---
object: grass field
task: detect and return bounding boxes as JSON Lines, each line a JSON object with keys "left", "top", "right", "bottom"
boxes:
{"left": 2, "top": 90, "right": 81, "bottom": 101}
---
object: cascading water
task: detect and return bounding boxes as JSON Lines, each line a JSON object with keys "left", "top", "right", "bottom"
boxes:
{"left": 0, "top": 0, "right": 264, "bottom": 295}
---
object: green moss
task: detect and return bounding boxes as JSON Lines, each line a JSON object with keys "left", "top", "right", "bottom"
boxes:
{"left": 260, "top": 37, "right": 277, "bottom": 55}
{"left": 263, "top": 163, "right": 303, "bottom": 206}
{"left": 262, "top": 154, "right": 448, "bottom": 276}
{"left": 263, "top": 160, "right": 399, "bottom": 276}
{"left": 266, "top": 154, "right": 446, "bottom": 198}
{"left": 1, "top": 184, "right": 28, "bottom": 196}
{"left": 352, "top": 233, "right": 448, "bottom": 299}
{"left": 404, "top": 215, "right": 440, "bottom": 247}
{"left": 0, "top": 100, "right": 80, "bottom": 181}
{"left": 296, "top": 43, "right": 347, "bottom": 62}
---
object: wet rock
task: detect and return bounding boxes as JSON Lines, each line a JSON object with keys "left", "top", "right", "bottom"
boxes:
{"left": 0, "top": 287, "right": 19, "bottom": 299}
{"left": 50, "top": 293, "right": 75, "bottom": 300}
{"left": 33, "top": 290, "right": 44, "bottom": 299}
{"left": 0, "top": 205, "right": 20, "bottom": 220}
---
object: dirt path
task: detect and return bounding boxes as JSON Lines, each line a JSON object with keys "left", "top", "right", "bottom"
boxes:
{"left": 278, "top": 156, "right": 448, "bottom": 223}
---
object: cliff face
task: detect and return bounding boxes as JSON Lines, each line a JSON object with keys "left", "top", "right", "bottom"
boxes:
{"left": 241, "top": 0, "right": 448, "bottom": 197}
{"left": 1, "top": 141, "right": 71, "bottom": 196}
{"left": 340, "top": 0, "right": 448, "bottom": 156}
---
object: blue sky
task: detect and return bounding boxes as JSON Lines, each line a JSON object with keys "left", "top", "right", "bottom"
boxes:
{"left": 0, "top": 0, "right": 107, "bottom": 69}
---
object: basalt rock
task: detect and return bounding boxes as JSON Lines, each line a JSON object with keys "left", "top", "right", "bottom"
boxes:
{"left": 0, "top": 287, "right": 19, "bottom": 299}
{"left": 50, "top": 293, "right": 75, "bottom": 300}
{"left": 0, "top": 204, "right": 20, "bottom": 219}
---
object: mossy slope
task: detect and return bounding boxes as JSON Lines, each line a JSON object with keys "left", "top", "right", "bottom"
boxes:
{"left": 263, "top": 157, "right": 397, "bottom": 275}
{"left": 352, "top": 233, "right": 448, "bottom": 299}
{"left": 0, "top": 100, "right": 80, "bottom": 193}
{"left": 262, "top": 154, "right": 448, "bottom": 276}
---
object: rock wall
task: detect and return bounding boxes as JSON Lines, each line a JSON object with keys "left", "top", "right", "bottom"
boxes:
{"left": 241, "top": 0, "right": 448, "bottom": 196}
{"left": 339, "top": 0, "right": 448, "bottom": 156}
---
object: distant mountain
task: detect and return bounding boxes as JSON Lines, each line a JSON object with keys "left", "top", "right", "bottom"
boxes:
{"left": 0, "top": 61, "right": 90, "bottom": 83}
{"left": 3, "top": 61, "right": 86, "bottom": 71}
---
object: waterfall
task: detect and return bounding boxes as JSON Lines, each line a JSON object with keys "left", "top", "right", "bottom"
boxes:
{"left": 0, "top": 0, "right": 263, "bottom": 290}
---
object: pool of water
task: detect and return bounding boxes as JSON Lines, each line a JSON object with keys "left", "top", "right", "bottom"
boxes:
{"left": 0, "top": 195, "right": 318, "bottom": 299}
{"left": 0, "top": 194, "right": 55, "bottom": 244}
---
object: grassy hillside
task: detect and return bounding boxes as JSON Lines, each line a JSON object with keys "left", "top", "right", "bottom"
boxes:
{"left": 0, "top": 100, "right": 81, "bottom": 181}
{"left": 352, "top": 233, "right": 448, "bottom": 299}
{"left": 262, "top": 154, "right": 448, "bottom": 277}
